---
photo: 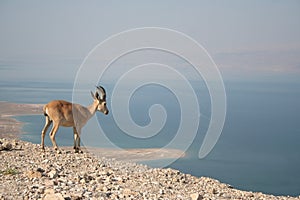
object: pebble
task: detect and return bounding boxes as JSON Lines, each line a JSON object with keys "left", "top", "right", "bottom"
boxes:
{"left": 0, "top": 138, "right": 299, "bottom": 200}
{"left": 48, "top": 170, "right": 58, "bottom": 179}
{"left": 190, "top": 193, "right": 203, "bottom": 200}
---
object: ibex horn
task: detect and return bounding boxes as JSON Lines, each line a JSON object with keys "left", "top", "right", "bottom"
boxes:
{"left": 96, "top": 86, "right": 106, "bottom": 100}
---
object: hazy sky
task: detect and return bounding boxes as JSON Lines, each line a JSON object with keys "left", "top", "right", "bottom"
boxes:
{"left": 0, "top": 0, "right": 299, "bottom": 82}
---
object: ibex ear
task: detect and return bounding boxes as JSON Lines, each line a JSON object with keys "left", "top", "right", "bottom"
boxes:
{"left": 95, "top": 92, "right": 100, "bottom": 100}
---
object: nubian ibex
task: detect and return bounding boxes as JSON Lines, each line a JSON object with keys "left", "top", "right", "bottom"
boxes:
{"left": 41, "top": 86, "right": 109, "bottom": 153}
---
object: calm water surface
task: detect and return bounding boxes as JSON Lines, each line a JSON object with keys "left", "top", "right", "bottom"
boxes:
{"left": 2, "top": 80, "right": 300, "bottom": 196}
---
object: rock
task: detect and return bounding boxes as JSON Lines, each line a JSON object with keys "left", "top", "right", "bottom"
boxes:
{"left": 123, "top": 188, "right": 132, "bottom": 196}
{"left": 0, "top": 142, "right": 13, "bottom": 151}
{"left": 44, "top": 188, "right": 55, "bottom": 194}
{"left": 42, "top": 193, "right": 64, "bottom": 200}
{"left": 71, "top": 192, "right": 84, "bottom": 200}
{"left": 48, "top": 170, "right": 58, "bottom": 179}
{"left": 25, "top": 170, "right": 42, "bottom": 179}
{"left": 212, "top": 188, "right": 218, "bottom": 194}
{"left": 41, "top": 159, "right": 49, "bottom": 164}
{"left": 159, "top": 189, "right": 165, "bottom": 195}
{"left": 80, "top": 178, "right": 86, "bottom": 184}
{"left": 190, "top": 193, "right": 203, "bottom": 200}
{"left": 37, "top": 167, "right": 45, "bottom": 173}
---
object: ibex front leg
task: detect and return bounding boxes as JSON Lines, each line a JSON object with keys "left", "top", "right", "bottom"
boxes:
{"left": 73, "top": 127, "right": 82, "bottom": 153}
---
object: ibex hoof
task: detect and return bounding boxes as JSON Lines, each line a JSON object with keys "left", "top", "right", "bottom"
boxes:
{"left": 74, "top": 148, "right": 83, "bottom": 154}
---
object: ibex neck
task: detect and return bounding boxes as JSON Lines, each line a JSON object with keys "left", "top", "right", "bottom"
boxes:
{"left": 87, "top": 101, "right": 98, "bottom": 117}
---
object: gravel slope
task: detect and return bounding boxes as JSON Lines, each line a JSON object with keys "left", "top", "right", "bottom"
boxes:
{"left": 1, "top": 138, "right": 299, "bottom": 200}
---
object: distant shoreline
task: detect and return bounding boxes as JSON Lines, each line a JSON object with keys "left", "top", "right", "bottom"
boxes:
{"left": 0, "top": 101, "right": 43, "bottom": 139}
{"left": 0, "top": 101, "right": 185, "bottom": 161}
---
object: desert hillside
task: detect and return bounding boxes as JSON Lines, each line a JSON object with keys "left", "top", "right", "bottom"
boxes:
{"left": 1, "top": 138, "right": 299, "bottom": 200}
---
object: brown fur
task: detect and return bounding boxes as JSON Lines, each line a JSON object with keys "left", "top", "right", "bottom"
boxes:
{"left": 41, "top": 88, "right": 108, "bottom": 153}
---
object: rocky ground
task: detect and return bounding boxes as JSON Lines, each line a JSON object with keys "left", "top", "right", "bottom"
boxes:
{"left": 0, "top": 138, "right": 299, "bottom": 200}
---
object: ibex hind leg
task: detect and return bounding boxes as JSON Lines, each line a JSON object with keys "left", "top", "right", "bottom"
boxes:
{"left": 74, "top": 135, "right": 83, "bottom": 153}
{"left": 77, "top": 136, "right": 83, "bottom": 153}
{"left": 41, "top": 116, "right": 52, "bottom": 151}
{"left": 73, "top": 132, "right": 79, "bottom": 153}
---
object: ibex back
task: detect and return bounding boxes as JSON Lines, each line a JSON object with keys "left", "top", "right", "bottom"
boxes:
{"left": 41, "top": 86, "right": 109, "bottom": 153}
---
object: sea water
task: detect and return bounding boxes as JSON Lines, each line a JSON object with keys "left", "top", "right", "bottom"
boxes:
{"left": 2, "top": 80, "right": 300, "bottom": 196}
